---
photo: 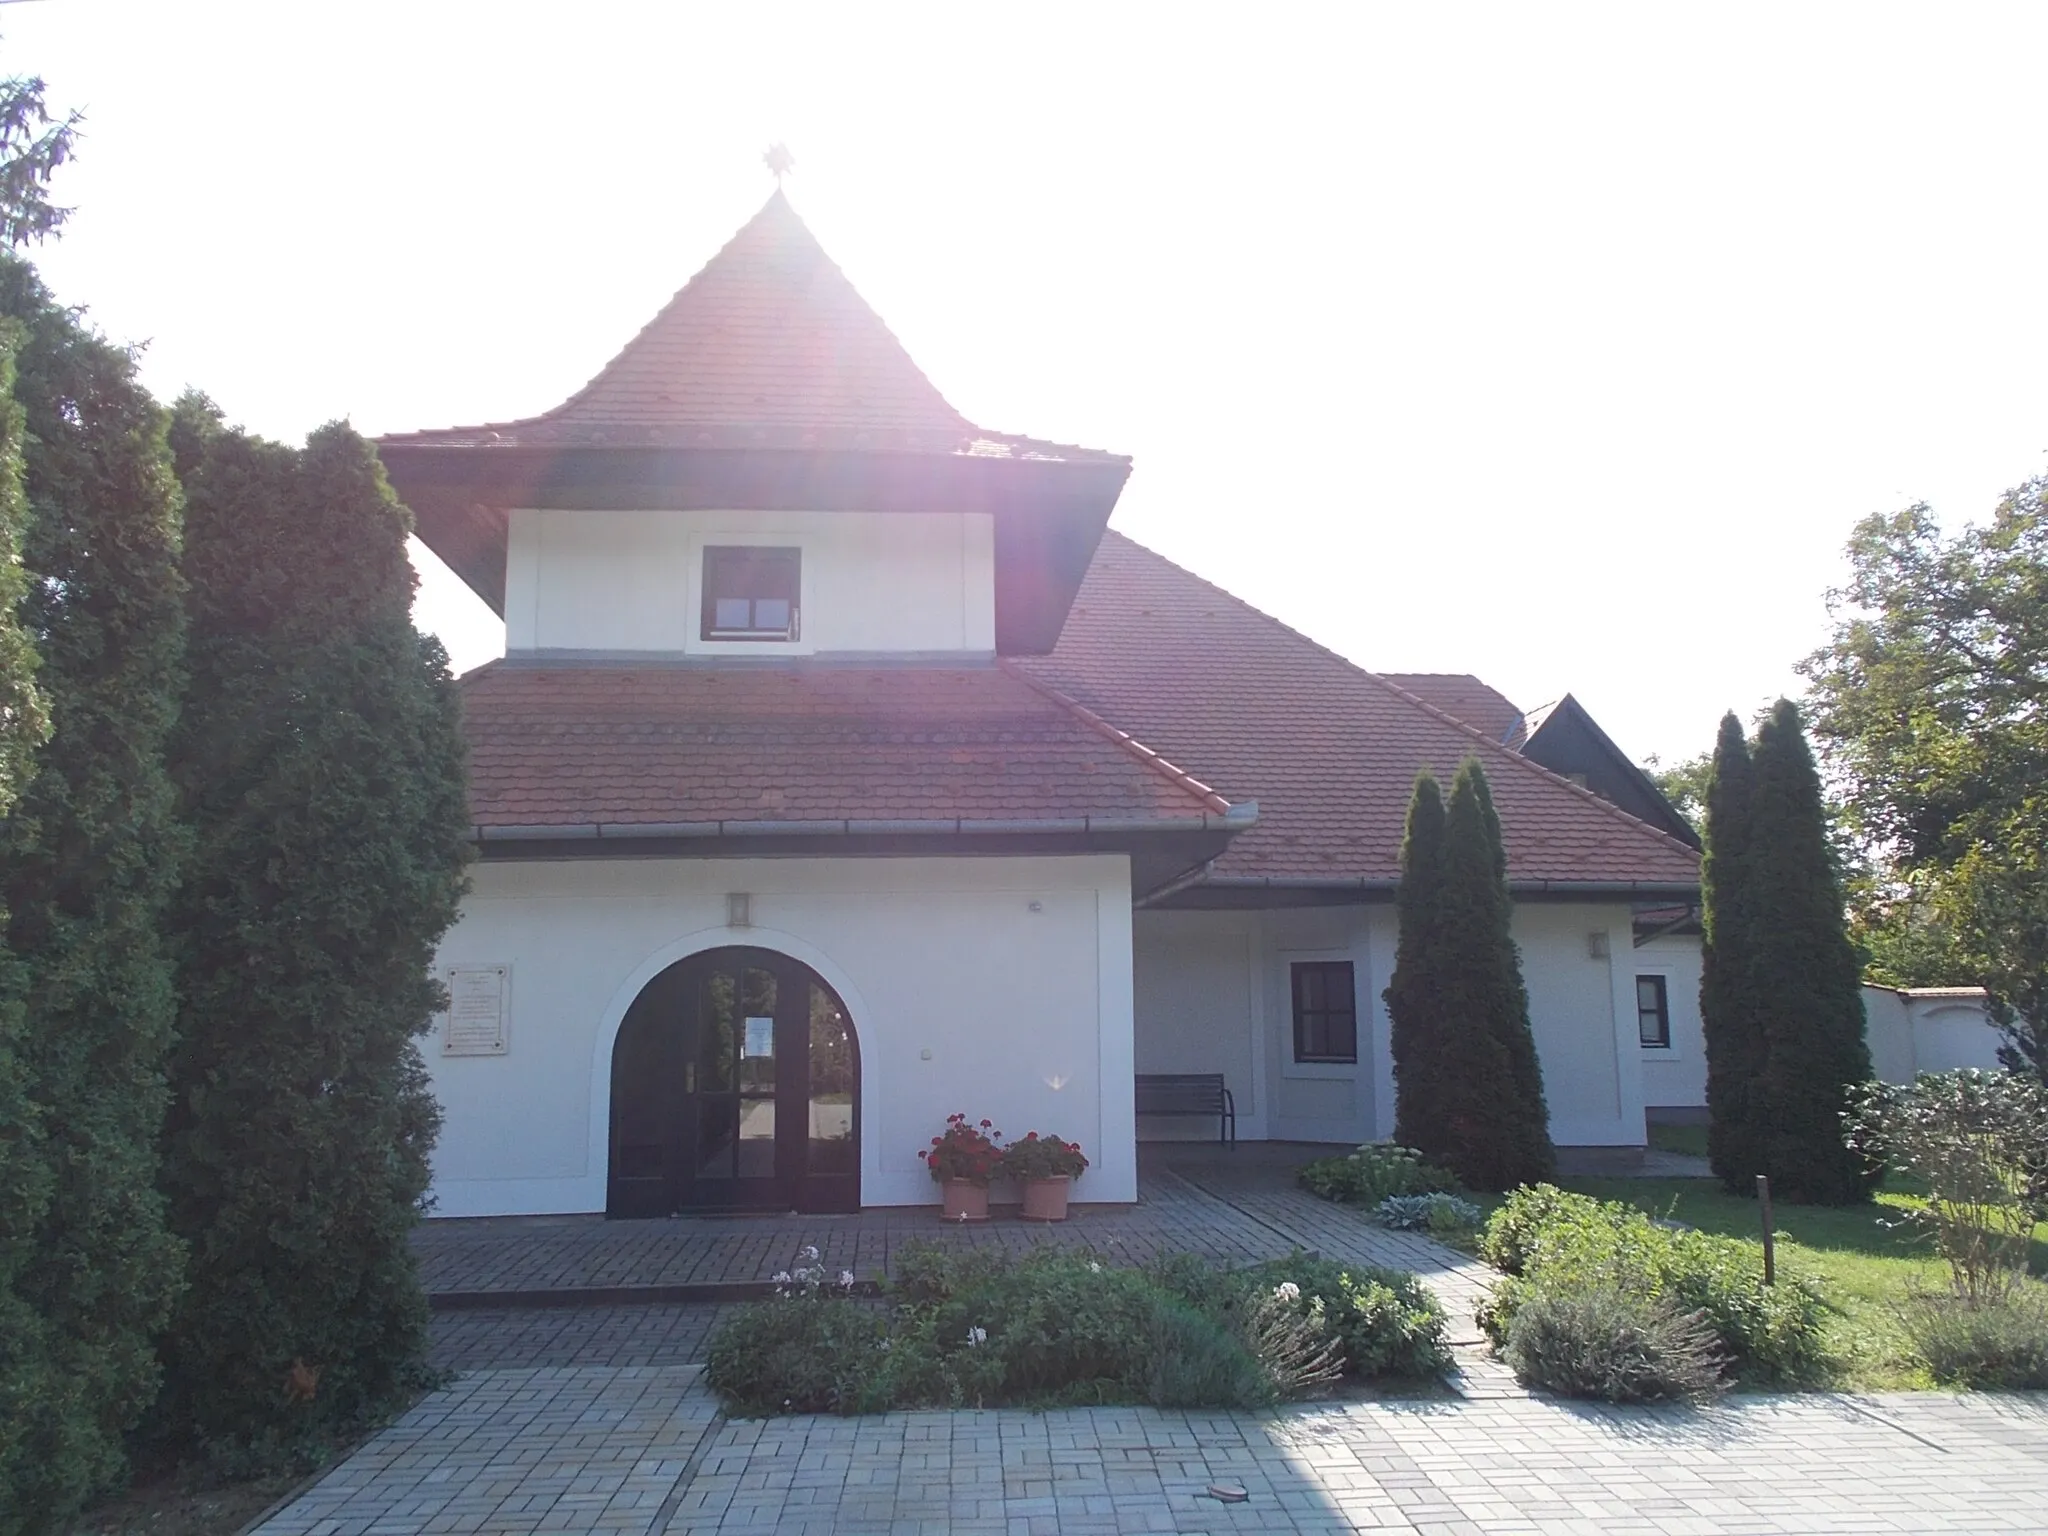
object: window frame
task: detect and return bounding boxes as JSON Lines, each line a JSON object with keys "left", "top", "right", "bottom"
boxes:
{"left": 700, "top": 545, "right": 802, "bottom": 643}
{"left": 1289, "top": 959, "right": 1359, "bottom": 1066}
{"left": 1636, "top": 973, "right": 1672, "bottom": 1049}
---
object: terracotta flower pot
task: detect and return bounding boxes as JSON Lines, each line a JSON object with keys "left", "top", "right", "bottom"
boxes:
{"left": 941, "top": 1179, "right": 990, "bottom": 1222}
{"left": 1020, "top": 1175, "right": 1072, "bottom": 1222}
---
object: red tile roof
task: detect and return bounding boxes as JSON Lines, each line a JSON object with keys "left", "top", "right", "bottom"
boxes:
{"left": 1377, "top": 674, "right": 1525, "bottom": 744}
{"left": 1016, "top": 533, "right": 1702, "bottom": 889}
{"left": 383, "top": 191, "right": 1120, "bottom": 464}
{"left": 459, "top": 661, "right": 1235, "bottom": 831}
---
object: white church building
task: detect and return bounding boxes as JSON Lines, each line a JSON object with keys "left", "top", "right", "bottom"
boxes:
{"left": 380, "top": 192, "right": 1709, "bottom": 1220}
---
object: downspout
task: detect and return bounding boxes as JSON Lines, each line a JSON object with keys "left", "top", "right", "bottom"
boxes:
{"left": 1134, "top": 859, "right": 1217, "bottom": 909}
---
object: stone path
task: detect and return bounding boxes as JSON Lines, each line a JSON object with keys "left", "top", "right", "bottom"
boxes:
{"left": 431, "top": 1306, "right": 742, "bottom": 1374}
{"left": 254, "top": 1368, "right": 2048, "bottom": 1535}
{"left": 413, "top": 1147, "right": 1498, "bottom": 1333}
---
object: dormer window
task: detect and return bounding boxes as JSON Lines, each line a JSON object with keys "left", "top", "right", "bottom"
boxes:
{"left": 702, "top": 546, "right": 800, "bottom": 641}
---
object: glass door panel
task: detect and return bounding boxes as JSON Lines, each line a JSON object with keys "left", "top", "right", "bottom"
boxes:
{"left": 807, "top": 982, "right": 857, "bottom": 1176}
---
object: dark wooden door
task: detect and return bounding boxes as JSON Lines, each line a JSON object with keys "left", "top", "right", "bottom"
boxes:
{"left": 608, "top": 947, "right": 860, "bottom": 1217}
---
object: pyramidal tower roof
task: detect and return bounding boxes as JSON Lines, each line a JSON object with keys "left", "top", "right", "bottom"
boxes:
{"left": 384, "top": 190, "right": 1117, "bottom": 462}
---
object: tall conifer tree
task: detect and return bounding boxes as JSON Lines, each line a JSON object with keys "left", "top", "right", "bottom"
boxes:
{"left": 1438, "top": 758, "right": 1554, "bottom": 1188}
{"left": 1701, "top": 711, "right": 1764, "bottom": 1191}
{"left": 155, "top": 403, "right": 471, "bottom": 1453}
{"left": 1388, "top": 770, "right": 1451, "bottom": 1154}
{"left": 1747, "top": 699, "right": 1877, "bottom": 1203}
{"left": 0, "top": 258, "right": 187, "bottom": 1533}
{"left": 1387, "top": 760, "right": 1554, "bottom": 1189}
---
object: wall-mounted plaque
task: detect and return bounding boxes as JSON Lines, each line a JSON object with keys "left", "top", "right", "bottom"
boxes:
{"left": 442, "top": 965, "right": 510, "bottom": 1056}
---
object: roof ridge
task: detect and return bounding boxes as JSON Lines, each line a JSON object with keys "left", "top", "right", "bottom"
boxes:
{"left": 541, "top": 189, "right": 970, "bottom": 435}
{"left": 997, "top": 654, "right": 1235, "bottom": 818}
{"left": 1099, "top": 531, "right": 1701, "bottom": 864}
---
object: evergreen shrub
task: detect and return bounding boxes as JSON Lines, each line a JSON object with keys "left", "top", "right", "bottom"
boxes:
{"left": 1478, "top": 1186, "right": 1826, "bottom": 1382}
{"left": 152, "top": 407, "right": 472, "bottom": 1460}
{"left": 1385, "top": 761, "right": 1555, "bottom": 1190}
{"left": 0, "top": 256, "right": 188, "bottom": 1535}
{"left": 1502, "top": 1286, "right": 1728, "bottom": 1403}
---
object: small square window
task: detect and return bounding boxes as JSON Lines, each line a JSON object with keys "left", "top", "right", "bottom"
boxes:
{"left": 702, "top": 547, "right": 800, "bottom": 641}
{"left": 1637, "top": 974, "right": 1671, "bottom": 1048}
{"left": 1291, "top": 961, "right": 1357, "bottom": 1064}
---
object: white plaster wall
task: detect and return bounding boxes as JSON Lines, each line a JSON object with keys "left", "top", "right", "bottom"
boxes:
{"left": 1863, "top": 987, "right": 2004, "bottom": 1079}
{"left": 503, "top": 507, "right": 998, "bottom": 655}
{"left": 425, "top": 853, "right": 1132, "bottom": 1216}
{"left": 1130, "top": 901, "right": 1648, "bottom": 1150}
{"left": 1516, "top": 903, "right": 1645, "bottom": 1146}
{"left": 1635, "top": 934, "right": 1706, "bottom": 1110}
{"left": 1131, "top": 910, "right": 1265, "bottom": 1141}
{"left": 1861, "top": 986, "right": 1917, "bottom": 1086}
{"left": 1260, "top": 907, "right": 1381, "bottom": 1145}
{"left": 1909, "top": 999, "right": 2005, "bottom": 1073}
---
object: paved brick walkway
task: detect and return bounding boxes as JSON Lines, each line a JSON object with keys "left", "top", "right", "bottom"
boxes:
{"left": 413, "top": 1147, "right": 1498, "bottom": 1334}
{"left": 431, "top": 1307, "right": 741, "bottom": 1374}
{"left": 254, "top": 1367, "right": 2048, "bottom": 1535}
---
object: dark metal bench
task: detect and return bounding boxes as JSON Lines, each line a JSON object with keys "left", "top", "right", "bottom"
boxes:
{"left": 1134, "top": 1073, "right": 1236, "bottom": 1148}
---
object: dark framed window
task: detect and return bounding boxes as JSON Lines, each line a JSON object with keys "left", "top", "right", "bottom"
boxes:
{"left": 1637, "top": 974, "right": 1671, "bottom": 1048}
{"left": 1291, "top": 961, "right": 1357, "bottom": 1064}
{"left": 702, "top": 546, "right": 800, "bottom": 641}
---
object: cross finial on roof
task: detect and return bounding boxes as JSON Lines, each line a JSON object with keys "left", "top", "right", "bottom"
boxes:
{"left": 762, "top": 142, "right": 795, "bottom": 185}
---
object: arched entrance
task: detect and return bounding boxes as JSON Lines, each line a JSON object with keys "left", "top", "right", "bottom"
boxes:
{"left": 607, "top": 946, "right": 860, "bottom": 1217}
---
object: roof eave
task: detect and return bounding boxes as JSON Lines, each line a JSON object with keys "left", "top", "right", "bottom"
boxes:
{"left": 380, "top": 442, "right": 1130, "bottom": 655}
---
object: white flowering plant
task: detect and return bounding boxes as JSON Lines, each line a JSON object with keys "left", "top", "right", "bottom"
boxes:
{"left": 771, "top": 1244, "right": 859, "bottom": 1299}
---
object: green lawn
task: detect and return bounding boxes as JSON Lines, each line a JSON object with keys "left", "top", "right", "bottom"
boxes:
{"left": 1462, "top": 1175, "right": 2048, "bottom": 1390}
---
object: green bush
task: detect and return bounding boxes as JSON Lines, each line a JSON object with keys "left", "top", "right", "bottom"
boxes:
{"left": 1898, "top": 1287, "right": 2048, "bottom": 1389}
{"left": 1479, "top": 1185, "right": 1826, "bottom": 1382}
{"left": 1247, "top": 1254, "right": 1452, "bottom": 1378}
{"left": 1298, "top": 1143, "right": 1459, "bottom": 1206}
{"left": 702, "top": 1293, "right": 888, "bottom": 1417}
{"left": 1502, "top": 1285, "right": 1728, "bottom": 1403}
{"left": 886, "top": 1240, "right": 1015, "bottom": 1306}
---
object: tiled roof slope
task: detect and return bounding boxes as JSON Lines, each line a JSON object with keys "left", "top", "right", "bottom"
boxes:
{"left": 383, "top": 191, "right": 1119, "bottom": 463}
{"left": 1016, "top": 533, "right": 1701, "bottom": 888}
{"left": 1378, "top": 674, "right": 1525, "bottom": 744}
{"left": 459, "top": 661, "right": 1231, "bottom": 830}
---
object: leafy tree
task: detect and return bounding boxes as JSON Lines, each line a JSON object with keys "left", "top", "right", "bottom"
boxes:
{"left": 1700, "top": 712, "right": 1765, "bottom": 1192}
{"left": 1387, "top": 759, "right": 1553, "bottom": 1189}
{"left": 1801, "top": 486, "right": 2048, "bottom": 1081}
{"left": 153, "top": 401, "right": 471, "bottom": 1458}
{"left": 1642, "top": 750, "right": 1711, "bottom": 834}
{"left": 0, "top": 61, "right": 81, "bottom": 247}
{"left": 0, "top": 257, "right": 187, "bottom": 1534}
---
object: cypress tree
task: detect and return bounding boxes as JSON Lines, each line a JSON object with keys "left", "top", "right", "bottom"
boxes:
{"left": 0, "top": 322, "right": 59, "bottom": 1536}
{"left": 1701, "top": 711, "right": 1765, "bottom": 1192}
{"left": 1438, "top": 758, "right": 1554, "bottom": 1188}
{"left": 1747, "top": 699, "right": 1877, "bottom": 1203}
{"left": 1387, "top": 760, "right": 1554, "bottom": 1190}
{"left": 1456, "top": 761, "right": 1553, "bottom": 1181}
{"left": 1388, "top": 770, "right": 1451, "bottom": 1154}
{"left": 0, "top": 257, "right": 187, "bottom": 1532}
{"left": 154, "top": 402, "right": 471, "bottom": 1455}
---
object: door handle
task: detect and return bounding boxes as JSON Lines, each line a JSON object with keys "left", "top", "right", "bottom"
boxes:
{"left": 685, "top": 1062, "right": 695, "bottom": 1094}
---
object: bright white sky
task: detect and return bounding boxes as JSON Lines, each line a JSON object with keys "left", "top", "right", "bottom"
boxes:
{"left": 10, "top": 2, "right": 2046, "bottom": 767}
